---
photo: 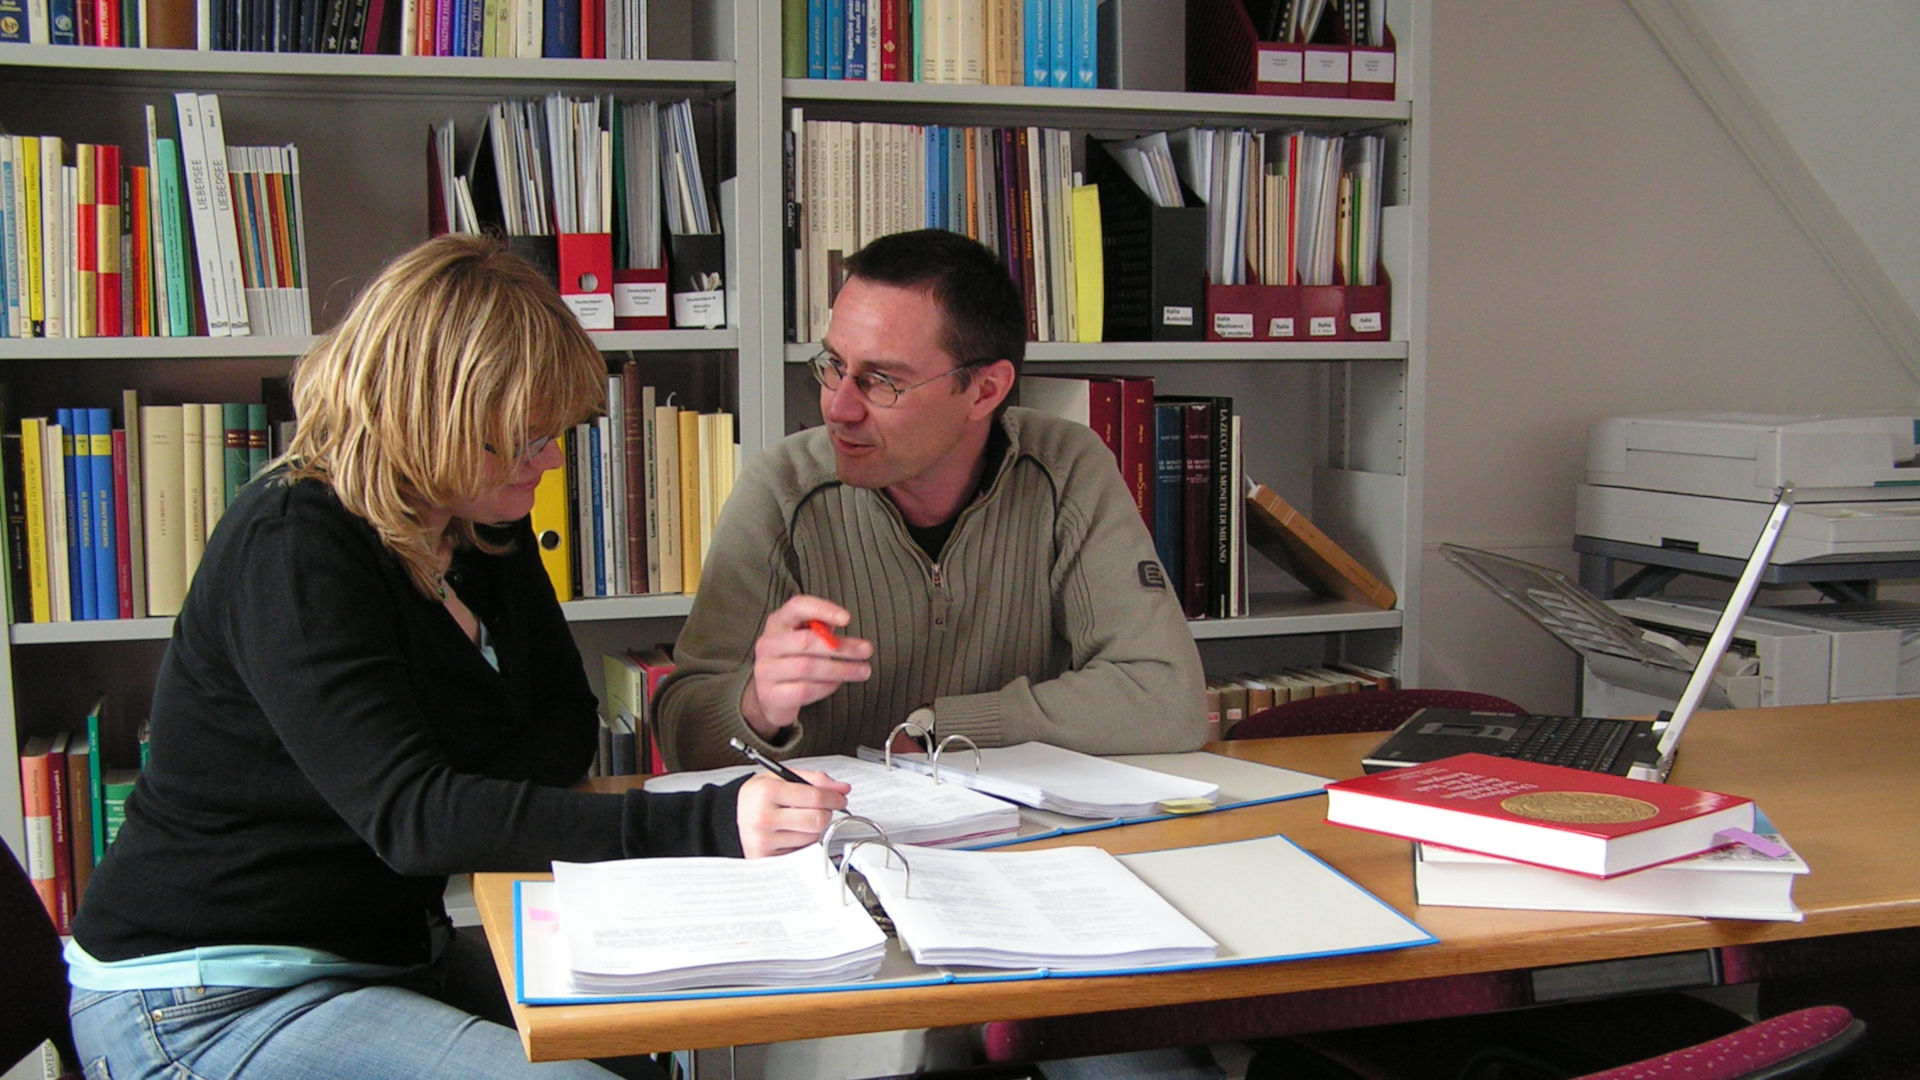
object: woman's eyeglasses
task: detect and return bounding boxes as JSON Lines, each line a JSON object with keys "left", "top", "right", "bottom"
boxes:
{"left": 484, "top": 434, "right": 557, "bottom": 466}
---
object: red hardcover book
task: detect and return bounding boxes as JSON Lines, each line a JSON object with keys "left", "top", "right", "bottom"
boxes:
{"left": 579, "top": 0, "right": 599, "bottom": 56}
{"left": 878, "top": 0, "right": 900, "bottom": 80}
{"left": 76, "top": 145, "right": 99, "bottom": 337}
{"left": 1169, "top": 399, "right": 1212, "bottom": 618}
{"left": 97, "top": 144, "right": 124, "bottom": 337}
{"left": 1324, "top": 753, "right": 1756, "bottom": 879}
{"left": 1117, "top": 376, "right": 1155, "bottom": 532}
{"left": 112, "top": 429, "right": 133, "bottom": 616}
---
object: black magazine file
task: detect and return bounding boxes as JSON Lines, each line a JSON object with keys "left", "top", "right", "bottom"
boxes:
{"left": 1085, "top": 138, "right": 1208, "bottom": 342}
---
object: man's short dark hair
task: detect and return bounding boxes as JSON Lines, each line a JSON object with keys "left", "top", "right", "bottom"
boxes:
{"left": 842, "top": 229, "right": 1026, "bottom": 383}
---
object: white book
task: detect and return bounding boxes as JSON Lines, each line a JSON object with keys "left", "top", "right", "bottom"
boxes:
{"left": 25, "top": 0, "right": 48, "bottom": 42}
{"left": 549, "top": 847, "right": 888, "bottom": 993}
{"left": 859, "top": 741, "right": 1220, "bottom": 819}
{"left": 851, "top": 842, "right": 1217, "bottom": 971}
{"left": 1414, "top": 832, "right": 1808, "bottom": 922}
{"left": 181, "top": 404, "right": 206, "bottom": 586}
{"left": 173, "top": 93, "right": 236, "bottom": 336}
{"left": 645, "top": 754, "right": 1022, "bottom": 851}
{"left": 38, "top": 137, "right": 64, "bottom": 338}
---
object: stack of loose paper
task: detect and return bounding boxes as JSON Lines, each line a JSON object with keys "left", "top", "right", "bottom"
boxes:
{"left": 857, "top": 742, "right": 1220, "bottom": 819}
{"left": 1413, "top": 827, "right": 1808, "bottom": 922}
{"left": 549, "top": 848, "right": 886, "bottom": 993}
{"left": 848, "top": 843, "right": 1218, "bottom": 971}
{"left": 644, "top": 755, "right": 1021, "bottom": 849}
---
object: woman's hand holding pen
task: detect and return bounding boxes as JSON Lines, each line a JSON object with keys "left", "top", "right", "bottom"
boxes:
{"left": 740, "top": 595, "right": 872, "bottom": 740}
{"left": 735, "top": 769, "right": 850, "bottom": 858}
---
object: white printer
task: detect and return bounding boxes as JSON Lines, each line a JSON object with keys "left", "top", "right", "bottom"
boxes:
{"left": 1582, "top": 597, "right": 1918, "bottom": 716}
{"left": 1578, "top": 412, "right": 1920, "bottom": 562}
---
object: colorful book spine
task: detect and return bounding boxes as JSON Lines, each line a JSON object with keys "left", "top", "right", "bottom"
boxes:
{"left": 222, "top": 401, "right": 248, "bottom": 506}
{"left": 1024, "top": 0, "right": 1048, "bottom": 86}
{"left": 805, "top": 0, "right": 826, "bottom": 78}
{"left": 246, "top": 403, "right": 269, "bottom": 481}
{"left": 19, "top": 417, "right": 49, "bottom": 622}
{"left": 87, "top": 406, "right": 116, "bottom": 619}
{"left": 111, "top": 428, "right": 132, "bottom": 620}
{"left": 824, "top": 0, "right": 844, "bottom": 78}
{"left": 60, "top": 409, "right": 95, "bottom": 620}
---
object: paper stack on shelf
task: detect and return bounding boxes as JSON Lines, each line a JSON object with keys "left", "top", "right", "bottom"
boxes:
{"left": 860, "top": 741, "right": 1220, "bottom": 819}
{"left": 848, "top": 843, "right": 1218, "bottom": 971}
{"left": 644, "top": 755, "right": 1022, "bottom": 850}
{"left": 548, "top": 848, "right": 886, "bottom": 994}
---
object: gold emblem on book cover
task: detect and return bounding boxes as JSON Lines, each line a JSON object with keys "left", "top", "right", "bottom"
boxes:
{"left": 1500, "top": 791, "right": 1659, "bottom": 824}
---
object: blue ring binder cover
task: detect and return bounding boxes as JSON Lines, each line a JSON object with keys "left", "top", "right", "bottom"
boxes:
{"left": 513, "top": 835, "right": 1435, "bottom": 1006}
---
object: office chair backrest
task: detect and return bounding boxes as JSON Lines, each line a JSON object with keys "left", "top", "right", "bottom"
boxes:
{"left": 1228, "top": 688, "right": 1524, "bottom": 740}
{"left": 1566, "top": 1006, "right": 1861, "bottom": 1080}
{"left": 0, "top": 839, "right": 78, "bottom": 1077}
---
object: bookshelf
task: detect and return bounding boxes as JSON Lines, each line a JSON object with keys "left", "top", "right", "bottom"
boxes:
{"left": 0, "top": 1, "right": 1429, "bottom": 868}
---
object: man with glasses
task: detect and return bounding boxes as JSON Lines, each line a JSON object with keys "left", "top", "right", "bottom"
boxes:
{"left": 656, "top": 229, "right": 1206, "bottom": 771}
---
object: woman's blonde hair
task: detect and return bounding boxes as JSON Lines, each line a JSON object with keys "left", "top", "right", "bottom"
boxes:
{"left": 281, "top": 233, "right": 605, "bottom": 598}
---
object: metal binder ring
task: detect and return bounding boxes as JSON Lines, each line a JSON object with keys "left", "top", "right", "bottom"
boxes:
{"left": 880, "top": 720, "right": 935, "bottom": 770}
{"left": 839, "top": 837, "right": 911, "bottom": 903}
{"left": 820, "top": 814, "right": 887, "bottom": 871}
{"left": 927, "top": 734, "right": 981, "bottom": 785}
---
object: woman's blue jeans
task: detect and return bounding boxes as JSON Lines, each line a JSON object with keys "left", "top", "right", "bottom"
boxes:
{"left": 68, "top": 930, "right": 653, "bottom": 1080}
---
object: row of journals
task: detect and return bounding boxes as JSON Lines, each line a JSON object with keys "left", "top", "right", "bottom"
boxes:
{"left": 1018, "top": 372, "right": 1399, "bottom": 618}
{"left": 16, "top": 700, "right": 145, "bottom": 936}
{"left": 3, "top": 395, "right": 275, "bottom": 624}
{"left": 787, "top": 0, "right": 1100, "bottom": 89}
{"left": 1204, "top": 662, "right": 1397, "bottom": 739}
{"left": 0, "top": 93, "right": 312, "bottom": 340}
{"left": 528, "top": 368, "right": 736, "bottom": 603}
{"left": 0, "top": 0, "right": 647, "bottom": 57}
{"left": 431, "top": 96, "right": 727, "bottom": 330}
{"left": 786, "top": 114, "right": 1394, "bottom": 348}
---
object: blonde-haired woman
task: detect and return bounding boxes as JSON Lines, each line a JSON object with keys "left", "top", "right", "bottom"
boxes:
{"left": 65, "top": 234, "right": 847, "bottom": 1080}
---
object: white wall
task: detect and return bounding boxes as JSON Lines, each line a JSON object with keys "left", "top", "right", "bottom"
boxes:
{"left": 1415, "top": 1, "right": 1915, "bottom": 711}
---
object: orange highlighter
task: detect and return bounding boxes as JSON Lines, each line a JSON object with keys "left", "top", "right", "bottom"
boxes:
{"left": 805, "top": 619, "right": 841, "bottom": 649}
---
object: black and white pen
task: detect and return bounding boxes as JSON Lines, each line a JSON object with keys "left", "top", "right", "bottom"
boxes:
{"left": 728, "top": 736, "right": 816, "bottom": 787}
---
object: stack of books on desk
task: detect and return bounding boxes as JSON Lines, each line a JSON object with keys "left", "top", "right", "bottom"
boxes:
{"left": 1412, "top": 828, "right": 1808, "bottom": 922}
{"left": 1324, "top": 752, "right": 1807, "bottom": 921}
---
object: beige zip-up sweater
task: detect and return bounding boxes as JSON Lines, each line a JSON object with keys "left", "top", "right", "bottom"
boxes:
{"left": 656, "top": 407, "right": 1207, "bottom": 771}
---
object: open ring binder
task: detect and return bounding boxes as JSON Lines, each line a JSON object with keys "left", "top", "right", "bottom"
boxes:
{"left": 879, "top": 719, "right": 935, "bottom": 770}
{"left": 820, "top": 814, "right": 888, "bottom": 864}
{"left": 927, "top": 734, "right": 981, "bottom": 785}
{"left": 839, "top": 837, "right": 911, "bottom": 902}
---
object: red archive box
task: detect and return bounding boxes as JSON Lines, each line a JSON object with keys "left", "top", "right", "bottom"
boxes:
{"left": 1185, "top": 0, "right": 1396, "bottom": 100}
{"left": 1206, "top": 267, "right": 1388, "bottom": 343}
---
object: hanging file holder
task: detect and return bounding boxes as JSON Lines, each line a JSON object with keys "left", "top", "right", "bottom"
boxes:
{"left": 1086, "top": 139, "right": 1207, "bottom": 343}
{"left": 667, "top": 231, "right": 726, "bottom": 329}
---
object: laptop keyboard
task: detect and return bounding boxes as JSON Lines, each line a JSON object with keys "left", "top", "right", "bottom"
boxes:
{"left": 1496, "top": 715, "right": 1635, "bottom": 773}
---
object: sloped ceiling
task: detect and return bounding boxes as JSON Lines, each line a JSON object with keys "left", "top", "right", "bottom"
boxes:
{"left": 1629, "top": 0, "right": 1920, "bottom": 382}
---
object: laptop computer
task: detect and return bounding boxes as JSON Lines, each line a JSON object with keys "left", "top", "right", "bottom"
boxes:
{"left": 1363, "top": 487, "right": 1796, "bottom": 781}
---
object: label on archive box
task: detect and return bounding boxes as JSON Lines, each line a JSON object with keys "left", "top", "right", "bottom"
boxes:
{"left": 1268, "top": 316, "right": 1296, "bottom": 338}
{"left": 1258, "top": 51, "right": 1303, "bottom": 85}
{"left": 1353, "top": 52, "right": 1395, "bottom": 85}
{"left": 1162, "top": 305, "right": 1194, "bottom": 327}
{"left": 615, "top": 281, "right": 668, "bottom": 318}
{"left": 1213, "top": 312, "right": 1253, "bottom": 338}
{"left": 1305, "top": 49, "right": 1350, "bottom": 84}
{"left": 563, "top": 294, "right": 615, "bottom": 330}
{"left": 1309, "top": 315, "right": 1338, "bottom": 337}
{"left": 1350, "top": 311, "right": 1383, "bottom": 334}
{"left": 673, "top": 290, "right": 725, "bottom": 329}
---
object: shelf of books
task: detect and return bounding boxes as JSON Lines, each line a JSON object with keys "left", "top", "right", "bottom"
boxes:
{"left": 0, "top": 44, "right": 737, "bottom": 87}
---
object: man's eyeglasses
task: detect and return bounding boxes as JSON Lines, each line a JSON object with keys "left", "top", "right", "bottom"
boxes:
{"left": 808, "top": 350, "right": 990, "bottom": 408}
{"left": 484, "top": 433, "right": 557, "bottom": 466}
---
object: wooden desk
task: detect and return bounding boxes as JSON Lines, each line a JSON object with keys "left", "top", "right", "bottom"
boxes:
{"left": 473, "top": 699, "right": 1920, "bottom": 1061}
